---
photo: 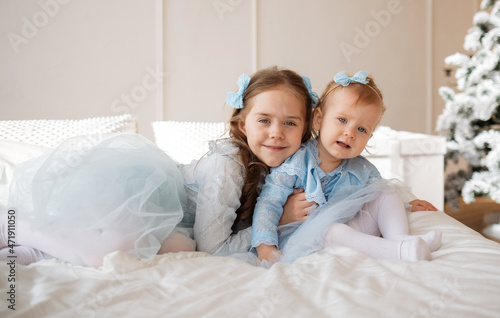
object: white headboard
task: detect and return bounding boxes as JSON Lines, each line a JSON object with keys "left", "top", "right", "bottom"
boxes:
{"left": 152, "top": 121, "right": 228, "bottom": 164}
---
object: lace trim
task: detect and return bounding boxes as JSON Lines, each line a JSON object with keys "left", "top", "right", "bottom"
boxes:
{"left": 305, "top": 193, "right": 326, "bottom": 206}
{"left": 252, "top": 239, "right": 278, "bottom": 248}
{"left": 272, "top": 145, "right": 308, "bottom": 180}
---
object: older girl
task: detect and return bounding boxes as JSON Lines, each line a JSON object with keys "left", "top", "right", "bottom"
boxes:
{"left": 183, "top": 66, "right": 317, "bottom": 255}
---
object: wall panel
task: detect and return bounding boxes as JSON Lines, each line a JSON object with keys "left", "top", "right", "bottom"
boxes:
{"left": 0, "top": 0, "right": 478, "bottom": 138}
{"left": 163, "top": 0, "right": 253, "bottom": 123}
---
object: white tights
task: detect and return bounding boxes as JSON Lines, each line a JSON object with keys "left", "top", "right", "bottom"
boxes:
{"left": 0, "top": 216, "right": 196, "bottom": 267}
{"left": 323, "top": 191, "right": 441, "bottom": 261}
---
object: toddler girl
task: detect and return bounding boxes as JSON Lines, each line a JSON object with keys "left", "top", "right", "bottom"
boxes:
{"left": 251, "top": 71, "right": 442, "bottom": 263}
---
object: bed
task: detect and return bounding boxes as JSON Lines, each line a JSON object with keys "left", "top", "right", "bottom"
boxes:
{"left": 1, "top": 115, "right": 500, "bottom": 317}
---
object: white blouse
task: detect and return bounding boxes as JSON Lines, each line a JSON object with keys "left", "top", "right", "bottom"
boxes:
{"left": 179, "top": 139, "right": 253, "bottom": 255}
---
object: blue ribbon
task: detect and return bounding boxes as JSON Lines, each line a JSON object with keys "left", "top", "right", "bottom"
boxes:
{"left": 226, "top": 73, "right": 251, "bottom": 109}
{"left": 226, "top": 72, "right": 319, "bottom": 109}
{"left": 302, "top": 76, "right": 319, "bottom": 108}
{"left": 334, "top": 70, "right": 369, "bottom": 86}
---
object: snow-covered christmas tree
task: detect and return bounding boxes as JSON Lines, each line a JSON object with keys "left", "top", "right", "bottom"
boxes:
{"left": 437, "top": 0, "right": 500, "bottom": 211}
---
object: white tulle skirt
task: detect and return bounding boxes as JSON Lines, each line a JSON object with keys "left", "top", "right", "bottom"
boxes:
{"left": 8, "top": 133, "right": 188, "bottom": 263}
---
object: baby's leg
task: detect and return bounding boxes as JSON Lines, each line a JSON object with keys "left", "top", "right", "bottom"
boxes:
{"left": 323, "top": 223, "right": 430, "bottom": 261}
{"left": 379, "top": 192, "right": 442, "bottom": 252}
{"left": 364, "top": 191, "right": 442, "bottom": 252}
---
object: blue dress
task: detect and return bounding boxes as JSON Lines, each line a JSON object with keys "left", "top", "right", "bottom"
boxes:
{"left": 251, "top": 139, "right": 409, "bottom": 263}
{"left": 8, "top": 133, "right": 189, "bottom": 263}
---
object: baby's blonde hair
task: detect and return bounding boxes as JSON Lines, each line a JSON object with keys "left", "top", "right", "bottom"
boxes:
{"left": 314, "top": 74, "right": 386, "bottom": 135}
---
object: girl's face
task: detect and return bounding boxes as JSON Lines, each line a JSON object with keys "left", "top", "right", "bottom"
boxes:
{"left": 239, "top": 85, "right": 306, "bottom": 167}
{"left": 313, "top": 87, "right": 382, "bottom": 172}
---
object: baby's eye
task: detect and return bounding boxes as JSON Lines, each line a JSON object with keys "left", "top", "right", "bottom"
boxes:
{"left": 338, "top": 117, "right": 347, "bottom": 123}
{"left": 358, "top": 127, "right": 367, "bottom": 133}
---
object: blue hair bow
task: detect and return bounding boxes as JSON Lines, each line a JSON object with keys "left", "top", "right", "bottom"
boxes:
{"left": 302, "top": 76, "right": 319, "bottom": 108}
{"left": 226, "top": 72, "right": 319, "bottom": 109}
{"left": 334, "top": 70, "right": 369, "bottom": 86}
{"left": 226, "top": 73, "right": 251, "bottom": 109}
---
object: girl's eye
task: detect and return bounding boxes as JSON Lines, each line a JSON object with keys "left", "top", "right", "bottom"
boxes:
{"left": 259, "top": 119, "right": 270, "bottom": 124}
{"left": 338, "top": 117, "right": 347, "bottom": 123}
{"left": 284, "top": 121, "right": 297, "bottom": 126}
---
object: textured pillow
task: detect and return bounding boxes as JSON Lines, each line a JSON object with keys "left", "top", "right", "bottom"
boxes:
{"left": 152, "top": 121, "right": 228, "bottom": 164}
{"left": 0, "top": 114, "right": 137, "bottom": 148}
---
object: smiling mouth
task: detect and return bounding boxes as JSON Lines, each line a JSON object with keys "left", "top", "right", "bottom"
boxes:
{"left": 337, "top": 141, "right": 351, "bottom": 149}
{"left": 265, "top": 145, "right": 286, "bottom": 151}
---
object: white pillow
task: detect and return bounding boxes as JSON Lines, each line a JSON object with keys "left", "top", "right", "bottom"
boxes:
{"left": 0, "top": 114, "right": 137, "bottom": 148}
{"left": 152, "top": 121, "right": 228, "bottom": 164}
{"left": 0, "top": 140, "right": 50, "bottom": 210}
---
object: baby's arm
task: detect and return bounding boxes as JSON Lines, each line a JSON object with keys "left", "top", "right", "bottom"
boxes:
{"left": 400, "top": 185, "right": 438, "bottom": 211}
{"left": 252, "top": 171, "right": 296, "bottom": 261}
{"left": 409, "top": 199, "right": 437, "bottom": 211}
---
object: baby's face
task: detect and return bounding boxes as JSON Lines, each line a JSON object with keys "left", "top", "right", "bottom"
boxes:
{"left": 239, "top": 85, "right": 306, "bottom": 167}
{"left": 313, "top": 88, "right": 382, "bottom": 170}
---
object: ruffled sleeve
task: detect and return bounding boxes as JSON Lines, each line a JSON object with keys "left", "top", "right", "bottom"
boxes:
{"left": 190, "top": 140, "right": 251, "bottom": 254}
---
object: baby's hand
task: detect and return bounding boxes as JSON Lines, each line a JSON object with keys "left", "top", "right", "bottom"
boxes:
{"left": 256, "top": 244, "right": 282, "bottom": 263}
{"left": 410, "top": 199, "right": 437, "bottom": 212}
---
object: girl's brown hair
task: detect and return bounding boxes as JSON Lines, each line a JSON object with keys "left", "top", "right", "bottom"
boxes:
{"left": 228, "top": 66, "right": 314, "bottom": 229}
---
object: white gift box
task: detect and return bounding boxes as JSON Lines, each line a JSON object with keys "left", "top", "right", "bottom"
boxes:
{"left": 152, "top": 122, "right": 447, "bottom": 211}
{"left": 362, "top": 126, "right": 446, "bottom": 211}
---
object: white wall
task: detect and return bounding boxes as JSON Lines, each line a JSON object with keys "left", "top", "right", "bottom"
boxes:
{"left": 0, "top": 0, "right": 478, "bottom": 139}
{"left": 163, "top": 0, "right": 478, "bottom": 135}
{"left": 0, "top": 0, "right": 162, "bottom": 139}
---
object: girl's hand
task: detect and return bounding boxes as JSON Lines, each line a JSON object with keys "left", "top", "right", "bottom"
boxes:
{"left": 256, "top": 244, "right": 282, "bottom": 262}
{"left": 410, "top": 199, "right": 438, "bottom": 212}
{"left": 280, "top": 189, "right": 316, "bottom": 226}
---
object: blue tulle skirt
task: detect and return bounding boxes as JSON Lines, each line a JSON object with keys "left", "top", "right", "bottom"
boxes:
{"left": 218, "top": 179, "right": 411, "bottom": 267}
{"left": 8, "top": 134, "right": 189, "bottom": 262}
{"left": 277, "top": 179, "right": 411, "bottom": 263}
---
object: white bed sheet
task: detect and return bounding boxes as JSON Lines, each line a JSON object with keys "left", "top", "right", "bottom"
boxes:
{"left": 3, "top": 211, "right": 500, "bottom": 318}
